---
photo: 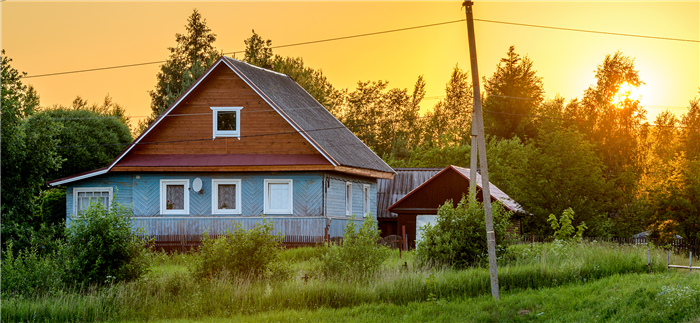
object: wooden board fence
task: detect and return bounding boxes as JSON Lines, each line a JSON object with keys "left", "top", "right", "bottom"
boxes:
{"left": 142, "top": 234, "right": 327, "bottom": 253}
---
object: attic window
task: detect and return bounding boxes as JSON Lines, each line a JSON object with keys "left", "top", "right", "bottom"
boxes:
{"left": 211, "top": 107, "right": 243, "bottom": 139}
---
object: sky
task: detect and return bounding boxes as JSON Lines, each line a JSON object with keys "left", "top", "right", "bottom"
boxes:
{"left": 2, "top": 1, "right": 698, "bottom": 124}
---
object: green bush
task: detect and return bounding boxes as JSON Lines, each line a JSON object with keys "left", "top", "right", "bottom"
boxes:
{"left": 39, "top": 188, "right": 67, "bottom": 226}
{"left": 416, "top": 194, "right": 513, "bottom": 269}
{"left": 318, "top": 216, "right": 390, "bottom": 280}
{"left": 548, "top": 207, "right": 587, "bottom": 242}
{"left": 64, "top": 200, "right": 151, "bottom": 285}
{"left": 1, "top": 241, "right": 67, "bottom": 298}
{"left": 192, "top": 219, "right": 291, "bottom": 280}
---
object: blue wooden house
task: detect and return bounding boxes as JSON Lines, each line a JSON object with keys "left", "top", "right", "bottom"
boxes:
{"left": 48, "top": 57, "right": 395, "bottom": 243}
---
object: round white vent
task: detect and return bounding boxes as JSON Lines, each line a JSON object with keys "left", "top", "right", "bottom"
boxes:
{"left": 192, "top": 178, "right": 203, "bottom": 192}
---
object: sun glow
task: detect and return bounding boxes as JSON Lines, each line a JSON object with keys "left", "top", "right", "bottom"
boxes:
{"left": 613, "top": 82, "right": 643, "bottom": 106}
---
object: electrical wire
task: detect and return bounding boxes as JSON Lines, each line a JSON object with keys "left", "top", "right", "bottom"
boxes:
{"left": 23, "top": 17, "right": 698, "bottom": 79}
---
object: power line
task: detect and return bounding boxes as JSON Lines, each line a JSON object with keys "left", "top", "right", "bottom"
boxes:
{"left": 474, "top": 18, "right": 699, "bottom": 43}
{"left": 23, "top": 18, "right": 698, "bottom": 79}
{"left": 24, "top": 19, "right": 465, "bottom": 79}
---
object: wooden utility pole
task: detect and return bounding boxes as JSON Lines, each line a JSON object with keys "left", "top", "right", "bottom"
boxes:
{"left": 463, "top": 0, "right": 500, "bottom": 300}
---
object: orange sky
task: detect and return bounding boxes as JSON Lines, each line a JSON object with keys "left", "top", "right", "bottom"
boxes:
{"left": 2, "top": 1, "right": 698, "bottom": 124}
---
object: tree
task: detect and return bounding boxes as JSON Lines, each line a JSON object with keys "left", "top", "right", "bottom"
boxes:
{"left": 39, "top": 96, "right": 133, "bottom": 181}
{"left": 509, "top": 129, "right": 613, "bottom": 236}
{"left": 242, "top": 30, "right": 340, "bottom": 113}
{"left": 1, "top": 50, "right": 63, "bottom": 252}
{"left": 142, "top": 9, "right": 219, "bottom": 133}
{"left": 680, "top": 94, "right": 700, "bottom": 161}
{"left": 423, "top": 65, "right": 472, "bottom": 145}
{"left": 243, "top": 29, "right": 273, "bottom": 68}
{"left": 482, "top": 46, "right": 545, "bottom": 140}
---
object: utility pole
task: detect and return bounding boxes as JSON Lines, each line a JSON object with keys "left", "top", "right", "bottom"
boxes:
{"left": 463, "top": 0, "right": 500, "bottom": 300}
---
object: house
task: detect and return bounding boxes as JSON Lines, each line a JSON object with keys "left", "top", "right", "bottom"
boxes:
{"left": 48, "top": 56, "right": 395, "bottom": 245}
{"left": 379, "top": 165, "right": 526, "bottom": 248}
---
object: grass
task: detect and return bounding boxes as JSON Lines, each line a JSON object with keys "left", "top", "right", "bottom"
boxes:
{"left": 2, "top": 241, "right": 699, "bottom": 322}
{"left": 135, "top": 272, "right": 700, "bottom": 323}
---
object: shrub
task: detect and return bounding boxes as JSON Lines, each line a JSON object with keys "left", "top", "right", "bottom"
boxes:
{"left": 548, "top": 207, "right": 587, "bottom": 242}
{"left": 1, "top": 241, "right": 67, "bottom": 298}
{"left": 192, "top": 219, "right": 291, "bottom": 280}
{"left": 64, "top": 200, "right": 151, "bottom": 286}
{"left": 416, "top": 194, "right": 513, "bottom": 269}
{"left": 318, "top": 215, "right": 390, "bottom": 280}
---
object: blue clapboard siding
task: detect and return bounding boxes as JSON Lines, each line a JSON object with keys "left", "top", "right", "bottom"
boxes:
{"left": 324, "top": 174, "right": 377, "bottom": 218}
{"left": 66, "top": 171, "right": 377, "bottom": 238}
{"left": 133, "top": 216, "right": 325, "bottom": 237}
{"left": 66, "top": 174, "right": 134, "bottom": 224}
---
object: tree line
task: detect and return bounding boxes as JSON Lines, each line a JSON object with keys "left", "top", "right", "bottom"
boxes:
{"left": 2, "top": 9, "right": 699, "bottom": 255}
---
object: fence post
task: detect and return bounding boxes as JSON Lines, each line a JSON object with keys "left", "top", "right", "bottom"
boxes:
{"left": 402, "top": 225, "right": 407, "bottom": 252}
{"left": 690, "top": 252, "right": 693, "bottom": 275}
{"left": 647, "top": 249, "right": 650, "bottom": 272}
{"left": 667, "top": 250, "right": 670, "bottom": 270}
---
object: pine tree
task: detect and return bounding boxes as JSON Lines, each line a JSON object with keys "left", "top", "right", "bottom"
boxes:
{"left": 141, "top": 9, "right": 219, "bottom": 133}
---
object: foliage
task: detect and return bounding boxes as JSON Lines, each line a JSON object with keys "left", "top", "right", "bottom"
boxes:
{"left": 1, "top": 241, "right": 67, "bottom": 298}
{"left": 422, "top": 65, "right": 472, "bottom": 145}
{"left": 39, "top": 100, "right": 133, "bottom": 181}
{"left": 416, "top": 194, "right": 513, "bottom": 269}
{"left": 318, "top": 216, "right": 390, "bottom": 280}
{"left": 242, "top": 30, "right": 341, "bottom": 113}
{"left": 192, "top": 219, "right": 290, "bottom": 280}
{"left": 39, "top": 188, "right": 67, "bottom": 226}
{"left": 508, "top": 129, "right": 613, "bottom": 236}
{"left": 64, "top": 201, "right": 151, "bottom": 286}
{"left": 483, "top": 45, "right": 545, "bottom": 140}
{"left": 1, "top": 49, "right": 63, "bottom": 254}
{"left": 547, "top": 208, "right": 587, "bottom": 242}
{"left": 142, "top": 9, "right": 219, "bottom": 132}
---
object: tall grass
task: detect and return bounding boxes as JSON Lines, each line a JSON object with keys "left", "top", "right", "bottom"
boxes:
{"left": 2, "top": 241, "right": 692, "bottom": 322}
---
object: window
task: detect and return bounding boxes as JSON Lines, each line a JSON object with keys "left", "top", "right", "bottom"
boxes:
{"left": 212, "top": 179, "right": 241, "bottom": 214}
{"left": 160, "top": 179, "right": 190, "bottom": 215}
{"left": 73, "top": 187, "right": 113, "bottom": 216}
{"left": 363, "top": 184, "right": 370, "bottom": 217}
{"left": 211, "top": 107, "right": 243, "bottom": 139}
{"left": 264, "top": 179, "right": 293, "bottom": 214}
{"left": 345, "top": 182, "right": 353, "bottom": 216}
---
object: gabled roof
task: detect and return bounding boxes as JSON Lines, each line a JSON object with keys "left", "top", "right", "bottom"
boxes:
{"left": 48, "top": 57, "right": 393, "bottom": 186}
{"left": 386, "top": 165, "right": 526, "bottom": 214}
{"left": 377, "top": 168, "right": 443, "bottom": 219}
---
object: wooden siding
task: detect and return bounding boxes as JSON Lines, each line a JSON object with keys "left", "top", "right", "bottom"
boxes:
{"left": 66, "top": 174, "right": 134, "bottom": 224}
{"left": 324, "top": 173, "right": 377, "bottom": 218}
{"left": 127, "top": 65, "right": 320, "bottom": 157}
{"left": 327, "top": 218, "right": 367, "bottom": 238}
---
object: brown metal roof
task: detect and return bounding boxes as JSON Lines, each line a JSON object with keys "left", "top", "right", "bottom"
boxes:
{"left": 377, "top": 168, "right": 442, "bottom": 218}
{"left": 116, "top": 154, "right": 330, "bottom": 167}
{"left": 385, "top": 165, "right": 527, "bottom": 215}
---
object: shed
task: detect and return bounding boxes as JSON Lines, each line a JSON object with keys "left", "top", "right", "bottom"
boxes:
{"left": 384, "top": 165, "right": 526, "bottom": 248}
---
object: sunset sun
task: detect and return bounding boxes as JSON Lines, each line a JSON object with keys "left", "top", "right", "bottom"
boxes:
{"left": 613, "top": 82, "right": 643, "bottom": 105}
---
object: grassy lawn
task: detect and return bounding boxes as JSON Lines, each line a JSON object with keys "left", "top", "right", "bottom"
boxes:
{"left": 4, "top": 242, "right": 699, "bottom": 322}
{"left": 137, "top": 271, "right": 700, "bottom": 323}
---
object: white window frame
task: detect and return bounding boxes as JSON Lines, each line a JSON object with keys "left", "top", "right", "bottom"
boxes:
{"left": 160, "top": 179, "right": 190, "bottom": 215}
{"left": 211, "top": 179, "right": 242, "bottom": 214}
{"left": 363, "top": 184, "right": 371, "bottom": 217}
{"left": 73, "top": 187, "right": 113, "bottom": 217}
{"left": 346, "top": 182, "right": 353, "bottom": 216}
{"left": 211, "top": 106, "right": 243, "bottom": 139}
{"left": 264, "top": 179, "right": 293, "bottom": 215}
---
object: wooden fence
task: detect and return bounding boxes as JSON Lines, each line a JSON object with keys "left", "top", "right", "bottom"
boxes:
{"left": 515, "top": 234, "right": 700, "bottom": 256}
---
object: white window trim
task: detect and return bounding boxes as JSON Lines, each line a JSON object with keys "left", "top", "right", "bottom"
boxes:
{"left": 346, "top": 182, "right": 353, "bottom": 216}
{"left": 211, "top": 106, "right": 243, "bottom": 139}
{"left": 363, "top": 184, "right": 371, "bottom": 217}
{"left": 160, "top": 179, "right": 190, "bottom": 215}
{"left": 264, "top": 179, "right": 293, "bottom": 215}
{"left": 211, "top": 179, "right": 242, "bottom": 214}
{"left": 73, "top": 187, "right": 113, "bottom": 217}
